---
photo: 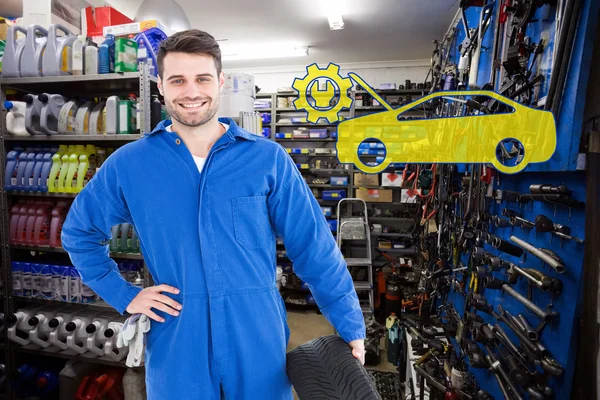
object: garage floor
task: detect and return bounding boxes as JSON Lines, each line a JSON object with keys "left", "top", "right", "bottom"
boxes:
{"left": 286, "top": 309, "right": 398, "bottom": 373}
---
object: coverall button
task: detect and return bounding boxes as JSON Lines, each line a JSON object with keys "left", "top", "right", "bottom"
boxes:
{"left": 175, "top": 139, "right": 181, "bottom": 145}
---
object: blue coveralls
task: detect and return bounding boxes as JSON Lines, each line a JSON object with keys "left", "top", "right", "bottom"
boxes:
{"left": 61, "top": 118, "right": 366, "bottom": 399}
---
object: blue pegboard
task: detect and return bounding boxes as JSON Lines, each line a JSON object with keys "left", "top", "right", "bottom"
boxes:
{"left": 446, "top": 169, "right": 586, "bottom": 399}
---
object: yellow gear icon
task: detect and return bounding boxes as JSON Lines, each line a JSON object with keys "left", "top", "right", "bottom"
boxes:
{"left": 292, "top": 63, "right": 353, "bottom": 123}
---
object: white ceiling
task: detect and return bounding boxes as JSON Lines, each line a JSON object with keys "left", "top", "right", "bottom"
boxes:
{"left": 107, "top": 0, "right": 458, "bottom": 69}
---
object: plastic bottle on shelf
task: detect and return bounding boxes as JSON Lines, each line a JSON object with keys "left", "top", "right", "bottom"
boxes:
{"left": 39, "top": 150, "right": 54, "bottom": 192}
{"left": 12, "top": 364, "right": 37, "bottom": 392}
{"left": 12, "top": 262, "right": 23, "bottom": 296}
{"left": 14, "top": 147, "right": 30, "bottom": 190}
{"left": 59, "top": 266, "right": 70, "bottom": 302}
{"left": 9, "top": 203, "right": 22, "bottom": 243}
{"left": 48, "top": 145, "right": 68, "bottom": 192}
{"left": 120, "top": 223, "right": 131, "bottom": 253}
{"left": 104, "top": 319, "right": 128, "bottom": 361}
{"left": 42, "top": 24, "right": 76, "bottom": 76}
{"left": 4, "top": 101, "right": 28, "bottom": 136}
{"left": 75, "top": 145, "right": 95, "bottom": 192}
{"left": 69, "top": 267, "right": 81, "bottom": 303}
{"left": 24, "top": 201, "right": 42, "bottom": 245}
{"left": 71, "top": 35, "right": 85, "bottom": 75}
{"left": 74, "top": 100, "right": 95, "bottom": 134}
{"left": 84, "top": 45, "right": 99, "bottom": 75}
{"left": 98, "top": 34, "right": 115, "bottom": 74}
{"left": 49, "top": 201, "right": 69, "bottom": 248}
{"left": 35, "top": 370, "right": 59, "bottom": 396}
{"left": 5, "top": 148, "right": 23, "bottom": 190}
{"left": 31, "top": 151, "right": 44, "bottom": 191}
{"left": 110, "top": 224, "right": 121, "bottom": 252}
{"left": 16, "top": 202, "right": 32, "bottom": 245}
{"left": 24, "top": 94, "right": 45, "bottom": 135}
{"left": 85, "top": 314, "right": 110, "bottom": 355}
{"left": 20, "top": 25, "right": 48, "bottom": 77}
{"left": 49, "top": 309, "right": 77, "bottom": 351}
{"left": 151, "top": 95, "right": 162, "bottom": 130}
{"left": 385, "top": 312, "right": 399, "bottom": 351}
{"left": 105, "top": 95, "right": 120, "bottom": 135}
{"left": 57, "top": 145, "right": 75, "bottom": 192}
{"left": 30, "top": 263, "right": 43, "bottom": 298}
{"left": 387, "top": 320, "right": 400, "bottom": 366}
{"left": 2, "top": 25, "right": 27, "bottom": 78}
{"left": 89, "top": 101, "right": 106, "bottom": 134}
{"left": 57, "top": 100, "right": 81, "bottom": 134}
{"left": 8, "top": 308, "right": 44, "bottom": 346}
{"left": 21, "top": 149, "right": 38, "bottom": 191}
{"left": 65, "top": 145, "right": 84, "bottom": 192}
{"left": 59, "top": 361, "right": 96, "bottom": 399}
{"left": 118, "top": 100, "right": 135, "bottom": 134}
{"left": 65, "top": 312, "right": 93, "bottom": 354}
{"left": 28, "top": 308, "right": 57, "bottom": 347}
{"left": 39, "top": 93, "right": 68, "bottom": 135}
{"left": 33, "top": 202, "right": 54, "bottom": 246}
{"left": 130, "top": 227, "right": 140, "bottom": 253}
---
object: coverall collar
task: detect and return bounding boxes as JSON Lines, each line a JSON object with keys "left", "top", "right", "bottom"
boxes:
{"left": 149, "top": 117, "right": 257, "bottom": 142}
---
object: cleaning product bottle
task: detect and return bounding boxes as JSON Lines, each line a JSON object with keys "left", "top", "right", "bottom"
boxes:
{"left": 57, "top": 100, "right": 81, "bottom": 134}
{"left": 9, "top": 203, "right": 22, "bottom": 244}
{"left": 85, "top": 314, "right": 110, "bottom": 355}
{"left": 57, "top": 146, "right": 74, "bottom": 192}
{"left": 33, "top": 202, "right": 54, "bottom": 246}
{"left": 49, "top": 309, "right": 77, "bottom": 350}
{"left": 98, "top": 34, "right": 116, "bottom": 74}
{"left": 39, "top": 150, "right": 54, "bottom": 192}
{"left": 12, "top": 262, "right": 23, "bottom": 296}
{"left": 48, "top": 145, "right": 67, "bottom": 192}
{"left": 133, "top": 28, "right": 167, "bottom": 76}
{"left": 119, "top": 223, "right": 131, "bottom": 253}
{"left": 130, "top": 227, "right": 139, "bottom": 253}
{"left": 39, "top": 93, "right": 68, "bottom": 135}
{"left": 4, "top": 101, "right": 29, "bottom": 136}
{"left": 151, "top": 95, "right": 162, "bottom": 130}
{"left": 31, "top": 151, "right": 44, "bottom": 191}
{"left": 20, "top": 264, "right": 33, "bottom": 297}
{"left": 28, "top": 308, "right": 57, "bottom": 348}
{"left": 75, "top": 147, "right": 91, "bottom": 192}
{"left": 35, "top": 369, "right": 59, "bottom": 396}
{"left": 49, "top": 201, "right": 68, "bottom": 248}
{"left": 385, "top": 313, "right": 399, "bottom": 350}
{"left": 23, "top": 148, "right": 38, "bottom": 191}
{"left": 110, "top": 224, "right": 121, "bottom": 252}
{"left": 114, "top": 37, "right": 138, "bottom": 73}
{"left": 387, "top": 320, "right": 400, "bottom": 366}
{"left": 68, "top": 267, "right": 81, "bottom": 304}
{"left": 104, "top": 95, "right": 120, "bottom": 135}
{"left": 24, "top": 94, "right": 45, "bottom": 135}
{"left": 20, "top": 25, "right": 48, "bottom": 77}
{"left": 88, "top": 101, "right": 106, "bottom": 134}
{"left": 15, "top": 148, "right": 32, "bottom": 190}
{"left": 118, "top": 100, "right": 135, "bottom": 134}
{"left": 84, "top": 45, "right": 98, "bottom": 75}
{"left": 65, "top": 145, "right": 84, "bottom": 193}
{"left": 64, "top": 311, "right": 92, "bottom": 354}
{"left": 59, "top": 266, "right": 70, "bottom": 302}
{"left": 71, "top": 35, "right": 85, "bottom": 75}
{"left": 74, "top": 100, "right": 95, "bottom": 134}
{"left": 50, "top": 265, "right": 61, "bottom": 301}
{"left": 2, "top": 25, "right": 28, "bottom": 78}
{"left": 104, "top": 319, "right": 128, "bottom": 361}
{"left": 5, "top": 148, "right": 23, "bottom": 190}
{"left": 42, "top": 24, "right": 76, "bottom": 76}
{"left": 40, "top": 265, "right": 53, "bottom": 300}
{"left": 24, "top": 201, "right": 41, "bottom": 245}
{"left": 16, "top": 202, "right": 32, "bottom": 244}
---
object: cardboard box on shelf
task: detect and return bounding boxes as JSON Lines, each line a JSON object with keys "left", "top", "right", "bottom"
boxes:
{"left": 401, "top": 189, "right": 421, "bottom": 203}
{"left": 102, "top": 19, "right": 174, "bottom": 37}
{"left": 354, "top": 173, "right": 379, "bottom": 187}
{"left": 382, "top": 172, "right": 403, "bottom": 187}
{"left": 82, "top": 6, "right": 133, "bottom": 37}
{"left": 356, "top": 189, "right": 392, "bottom": 203}
{"left": 23, "top": 0, "right": 97, "bottom": 33}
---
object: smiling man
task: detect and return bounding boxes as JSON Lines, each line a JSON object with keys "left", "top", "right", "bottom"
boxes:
{"left": 61, "top": 29, "right": 366, "bottom": 399}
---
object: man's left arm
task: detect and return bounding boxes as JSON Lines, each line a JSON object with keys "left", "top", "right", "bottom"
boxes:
{"left": 267, "top": 150, "right": 366, "bottom": 349}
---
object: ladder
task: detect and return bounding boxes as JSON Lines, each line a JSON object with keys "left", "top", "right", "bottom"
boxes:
{"left": 336, "top": 198, "right": 374, "bottom": 315}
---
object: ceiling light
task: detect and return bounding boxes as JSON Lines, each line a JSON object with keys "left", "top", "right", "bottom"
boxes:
{"left": 327, "top": 14, "right": 344, "bottom": 30}
{"left": 222, "top": 47, "right": 309, "bottom": 62}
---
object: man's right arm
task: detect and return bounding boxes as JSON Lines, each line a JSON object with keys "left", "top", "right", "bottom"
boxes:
{"left": 61, "top": 163, "right": 181, "bottom": 320}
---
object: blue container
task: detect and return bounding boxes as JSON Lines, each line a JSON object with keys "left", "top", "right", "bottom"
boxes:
{"left": 98, "top": 34, "right": 115, "bottom": 74}
{"left": 30, "top": 263, "right": 43, "bottom": 298}
{"left": 321, "top": 206, "right": 332, "bottom": 217}
{"left": 261, "top": 113, "right": 271, "bottom": 124}
{"left": 12, "top": 262, "right": 22, "bottom": 296}
{"left": 68, "top": 267, "right": 80, "bottom": 303}
{"left": 322, "top": 190, "right": 346, "bottom": 201}
{"left": 330, "top": 176, "right": 348, "bottom": 186}
{"left": 21, "top": 262, "right": 32, "bottom": 297}
{"left": 51, "top": 265, "right": 62, "bottom": 301}
{"left": 39, "top": 264, "right": 52, "bottom": 300}
{"left": 327, "top": 219, "right": 338, "bottom": 232}
{"left": 262, "top": 127, "right": 271, "bottom": 138}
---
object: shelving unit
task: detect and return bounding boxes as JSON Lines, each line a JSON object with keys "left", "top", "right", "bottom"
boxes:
{"left": 0, "top": 64, "right": 157, "bottom": 396}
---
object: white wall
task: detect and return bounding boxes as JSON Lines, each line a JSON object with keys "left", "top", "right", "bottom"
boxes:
{"left": 225, "top": 60, "right": 431, "bottom": 94}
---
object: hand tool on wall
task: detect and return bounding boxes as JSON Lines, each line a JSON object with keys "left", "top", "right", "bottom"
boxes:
{"left": 534, "top": 214, "right": 584, "bottom": 244}
{"left": 484, "top": 278, "right": 557, "bottom": 322}
{"left": 507, "top": 264, "right": 562, "bottom": 294}
{"left": 509, "top": 236, "right": 566, "bottom": 273}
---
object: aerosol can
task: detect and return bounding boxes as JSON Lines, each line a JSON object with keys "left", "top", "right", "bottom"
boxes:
{"left": 104, "top": 319, "right": 128, "bottom": 361}
{"left": 7, "top": 308, "right": 41, "bottom": 346}
{"left": 85, "top": 313, "right": 111, "bottom": 356}
{"left": 48, "top": 308, "right": 77, "bottom": 350}
{"left": 28, "top": 308, "right": 58, "bottom": 348}
{"left": 65, "top": 312, "right": 94, "bottom": 354}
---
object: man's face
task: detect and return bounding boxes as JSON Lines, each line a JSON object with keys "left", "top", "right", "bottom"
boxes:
{"left": 158, "top": 52, "right": 224, "bottom": 127}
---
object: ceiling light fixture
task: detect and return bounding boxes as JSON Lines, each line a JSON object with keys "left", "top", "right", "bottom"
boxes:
{"left": 222, "top": 46, "right": 309, "bottom": 62}
{"left": 327, "top": 14, "right": 344, "bottom": 30}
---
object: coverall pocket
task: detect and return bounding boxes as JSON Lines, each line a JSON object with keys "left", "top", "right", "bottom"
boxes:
{"left": 232, "top": 195, "right": 274, "bottom": 249}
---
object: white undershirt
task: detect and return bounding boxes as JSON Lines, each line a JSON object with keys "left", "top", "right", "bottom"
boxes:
{"left": 166, "top": 122, "right": 229, "bottom": 173}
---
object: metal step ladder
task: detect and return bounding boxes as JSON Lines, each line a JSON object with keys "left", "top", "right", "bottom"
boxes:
{"left": 336, "top": 198, "right": 374, "bottom": 315}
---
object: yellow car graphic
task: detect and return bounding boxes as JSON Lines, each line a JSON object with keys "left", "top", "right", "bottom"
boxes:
{"left": 336, "top": 73, "right": 556, "bottom": 174}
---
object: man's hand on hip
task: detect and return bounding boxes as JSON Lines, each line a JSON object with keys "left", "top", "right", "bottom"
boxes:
{"left": 126, "top": 284, "right": 182, "bottom": 322}
{"left": 348, "top": 339, "right": 365, "bottom": 365}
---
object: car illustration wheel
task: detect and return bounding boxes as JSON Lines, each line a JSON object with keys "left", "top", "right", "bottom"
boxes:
{"left": 286, "top": 335, "right": 381, "bottom": 400}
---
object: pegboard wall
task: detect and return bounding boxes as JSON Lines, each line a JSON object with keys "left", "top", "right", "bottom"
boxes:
{"left": 438, "top": 0, "right": 598, "bottom": 398}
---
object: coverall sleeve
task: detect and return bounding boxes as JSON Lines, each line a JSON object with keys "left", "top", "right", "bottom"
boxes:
{"left": 61, "top": 159, "right": 142, "bottom": 315}
{"left": 268, "top": 147, "right": 366, "bottom": 343}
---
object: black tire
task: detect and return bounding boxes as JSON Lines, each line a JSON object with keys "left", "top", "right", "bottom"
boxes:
{"left": 286, "top": 335, "right": 382, "bottom": 400}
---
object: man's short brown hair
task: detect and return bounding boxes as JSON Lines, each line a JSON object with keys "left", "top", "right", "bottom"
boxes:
{"left": 157, "top": 29, "right": 222, "bottom": 78}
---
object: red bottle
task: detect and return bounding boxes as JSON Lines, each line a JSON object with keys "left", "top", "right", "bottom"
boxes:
{"left": 15, "top": 201, "right": 33, "bottom": 245}
{"left": 49, "top": 201, "right": 69, "bottom": 248}
{"left": 9, "top": 203, "right": 22, "bottom": 244}
{"left": 25, "top": 201, "right": 42, "bottom": 245}
{"left": 33, "top": 201, "right": 55, "bottom": 246}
